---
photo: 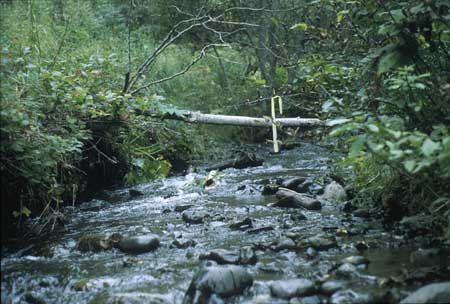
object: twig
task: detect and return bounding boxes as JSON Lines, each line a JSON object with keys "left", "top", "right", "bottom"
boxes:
{"left": 131, "top": 44, "right": 230, "bottom": 95}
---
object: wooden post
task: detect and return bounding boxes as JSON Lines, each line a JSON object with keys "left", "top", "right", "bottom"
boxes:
{"left": 271, "top": 93, "right": 283, "bottom": 153}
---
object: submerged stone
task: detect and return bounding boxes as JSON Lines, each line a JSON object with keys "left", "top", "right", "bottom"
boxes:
{"left": 78, "top": 199, "right": 110, "bottom": 212}
{"left": 182, "top": 265, "right": 253, "bottom": 304}
{"left": 118, "top": 234, "right": 160, "bottom": 254}
{"left": 129, "top": 188, "right": 144, "bottom": 197}
{"left": 400, "top": 282, "right": 450, "bottom": 304}
{"left": 175, "top": 204, "right": 193, "bottom": 212}
{"left": 269, "top": 278, "right": 315, "bottom": 299}
{"left": 229, "top": 217, "right": 253, "bottom": 230}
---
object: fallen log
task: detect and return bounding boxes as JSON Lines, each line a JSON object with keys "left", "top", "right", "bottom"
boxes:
{"left": 149, "top": 111, "right": 324, "bottom": 128}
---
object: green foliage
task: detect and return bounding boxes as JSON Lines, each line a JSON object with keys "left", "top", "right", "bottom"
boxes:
{"left": 0, "top": 0, "right": 176, "bottom": 222}
{"left": 314, "top": 0, "right": 450, "bottom": 237}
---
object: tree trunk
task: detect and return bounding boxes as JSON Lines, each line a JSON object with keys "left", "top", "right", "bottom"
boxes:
{"left": 151, "top": 111, "right": 324, "bottom": 128}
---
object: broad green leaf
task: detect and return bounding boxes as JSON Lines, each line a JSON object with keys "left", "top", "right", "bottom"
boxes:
{"left": 327, "top": 118, "right": 351, "bottom": 126}
{"left": 422, "top": 138, "right": 440, "bottom": 157}
{"left": 378, "top": 49, "right": 402, "bottom": 75}
{"left": 367, "top": 124, "right": 379, "bottom": 133}
{"left": 322, "top": 100, "right": 334, "bottom": 113}
{"left": 350, "top": 135, "right": 366, "bottom": 156}
{"left": 337, "top": 10, "right": 349, "bottom": 23}
{"left": 403, "top": 160, "right": 416, "bottom": 172}
{"left": 390, "top": 9, "right": 406, "bottom": 22}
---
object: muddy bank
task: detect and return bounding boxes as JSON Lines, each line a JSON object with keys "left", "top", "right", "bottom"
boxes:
{"left": 1, "top": 142, "right": 449, "bottom": 304}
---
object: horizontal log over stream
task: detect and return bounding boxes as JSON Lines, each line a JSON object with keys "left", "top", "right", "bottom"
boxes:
{"left": 150, "top": 111, "right": 325, "bottom": 127}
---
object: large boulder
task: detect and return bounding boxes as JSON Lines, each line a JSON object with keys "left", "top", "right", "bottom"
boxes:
{"left": 182, "top": 266, "right": 253, "bottom": 304}
{"left": 400, "top": 282, "right": 450, "bottom": 304}
{"left": 118, "top": 234, "right": 160, "bottom": 254}
{"left": 269, "top": 278, "right": 316, "bottom": 299}
{"left": 274, "top": 189, "right": 321, "bottom": 211}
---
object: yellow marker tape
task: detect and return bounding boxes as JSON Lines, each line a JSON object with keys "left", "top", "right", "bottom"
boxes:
{"left": 271, "top": 93, "right": 283, "bottom": 153}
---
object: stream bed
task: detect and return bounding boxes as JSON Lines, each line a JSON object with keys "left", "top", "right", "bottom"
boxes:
{"left": 1, "top": 142, "right": 449, "bottom": 304}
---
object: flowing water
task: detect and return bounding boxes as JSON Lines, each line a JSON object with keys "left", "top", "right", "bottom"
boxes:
{"left": 1, "top": 142, "right": 449, "bottom": 304}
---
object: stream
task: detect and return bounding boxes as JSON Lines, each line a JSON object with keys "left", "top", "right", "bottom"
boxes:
{"left": 1, "top": 142, "right": 449, "bottom": 304}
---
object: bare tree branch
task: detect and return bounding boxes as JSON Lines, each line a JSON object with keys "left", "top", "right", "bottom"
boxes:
{"left": 125, "top": 15, "right": 209, "bottom": 92}
{"left": 131, "top": 44, "right": 230, "bottom": 95}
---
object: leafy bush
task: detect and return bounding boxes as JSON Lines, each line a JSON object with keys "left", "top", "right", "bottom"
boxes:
{"left": 317, "top": 0, "right": 450, "bottom": 237}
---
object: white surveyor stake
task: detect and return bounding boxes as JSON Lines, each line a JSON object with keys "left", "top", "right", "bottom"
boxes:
{"left": 271, "top": 94, "right": 283, "bottom": 153}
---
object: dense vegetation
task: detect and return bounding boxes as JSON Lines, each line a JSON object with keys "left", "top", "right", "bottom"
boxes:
{"left": 1, "top": 0, "right": 449, "bottom": 240}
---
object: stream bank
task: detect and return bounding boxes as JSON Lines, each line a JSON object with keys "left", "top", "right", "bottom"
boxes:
{"left": 1, "top": 142, "right": 449, "bottom": 304}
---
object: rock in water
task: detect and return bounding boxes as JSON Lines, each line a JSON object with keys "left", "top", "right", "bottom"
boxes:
{"left": 330, "top": 290, "right": 373, "bottom": 304}
{"left": 75, "top": 234, "right": 114, "bottom": 252}
{"left": 129, "top": 188, "right": 144, "bottom": 197}
{"left": 199, "top": 247, "right": 257, "bottom": 265}
{"left": 229, "top": 217, "right": 253, "bottom": 230}
{"left": 320, "top": 280, "right": 344, "bottom": 295}
{"left": 182, "top": 210, "right": 209, "bottom": 224}
{"left": 341, "top": 255, "right": 368, "bottom": 266}
{"left": 182, "top": 266, "right": 253, "bottom": 304}
{"left": 282, "top": 177, "right": 307, "bottom": 190}
{"left": 322, "top": 181, "right": 347, "bottom": 202}
{"left": 262, "top": 184, "right": 279, "bottom": 195}
{"left": 298, "top": 235, "right": 337, "bottom": 251}
{"left": 206, "top": 153, "right": 263, "bottom": 171}
{"left": 118, "top": 234, "right": 160, "bottom": 254}
{"left": 79, "top": 199, "right": 110, "bottom": 212}
{"left": 274, "top": 189, "right": 322, "bottom": 210}
{"left": 400, "top": 282, "right": 450, "bottom": 304}
{"left": 172, "top": 238, "right": 197, "bottom": 249}
{"left": 270, "top": 278, "right": 316, "bottom": 299}
{"left": 175, "top": 204, "right": 193, "bottom": 212}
